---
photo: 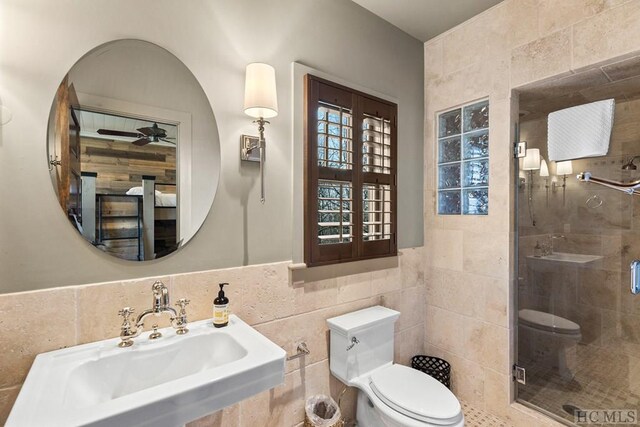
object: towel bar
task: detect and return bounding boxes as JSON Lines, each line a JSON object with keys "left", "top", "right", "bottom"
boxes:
{"left": 577, "top": 172, "right": 640, "bottom": 195}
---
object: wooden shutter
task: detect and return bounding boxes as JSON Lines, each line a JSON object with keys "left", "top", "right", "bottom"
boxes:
{"left": 304, "top": 75, "right": 397, "bottom": 266}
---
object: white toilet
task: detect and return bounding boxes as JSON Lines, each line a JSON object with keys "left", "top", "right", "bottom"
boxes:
{"left": 518, "top": 309, "right": 581, "bottom": 378}
{"left": 327, "top": 306, "right": 464, "bottom": 427}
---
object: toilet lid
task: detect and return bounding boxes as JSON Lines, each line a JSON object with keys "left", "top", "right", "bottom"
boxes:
{"left": 519, "top": 309, "right": 581, "bottom": 336}
{"left": 370, "top": 364, "right": 462, "bottom": 425}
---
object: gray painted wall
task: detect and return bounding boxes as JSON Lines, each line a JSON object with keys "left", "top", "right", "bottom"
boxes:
{"left": 0, "top": 0, "right": 424, "bottom": 293}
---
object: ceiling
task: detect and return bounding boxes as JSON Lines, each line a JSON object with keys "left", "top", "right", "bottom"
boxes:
{"left": 77, "top": 109, "right": 177, "bottom": 146}
{"left": 351, "top": 0, "right": 504, "bottom": 42}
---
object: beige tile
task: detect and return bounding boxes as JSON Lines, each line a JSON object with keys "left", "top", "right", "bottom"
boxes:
{"left": 336, "top": 273, "right": 371, "bottom": 304}
{"left": 0, "top": 288, "right": 77, "bottom": 388}
{"left": 186, "top": 403, "right": 240, "bottom": 427}
{"left": 370, "top": 267, "right": 401, "bottom": 296}
{"left": 429, "top": 229, "right": 463, "bottom": 271}
{"left": 483, "top": 368, "right": 510, "bottom": 420}
{"left": 424, "top": 39, "right": 443, "bottom": 81}
{"left": 442, "top": 13, "right": 490, "bottom": 74}
{"left": 382, "top": 286, "right": 425, "bottom": 332}
{"left": 601, "top": 54, "right": 640, "bottom": 81}
{"left": 450, "top": 354, "right": 485, "bottom": 406}
{"left": 426, "top": 269, "right": 483, "bottom": 318}
{"left": 236, "top": 263, "right": 295, "bottom": 325}
{"left": 239, "top": 372, "right": 293, "bottom": 427}
{"left": 506, "top": 0, "right": 540, "bottom": 48}
{"left": 399, "top": 247, "right": 425, "bottom": 288}
{"left": 396, "top": 325, "right": 424, "bottom": 366}
{"left": 254, "top": 309, "right": 329, "bottom": 374}
{"left": 538, "top": 0, "right": 606, "bottom": 37}
{"left": 578, "top": 268, "right": 620, "bottom": 310}
{"left": 573, "top": 0, "right": 640, "bottom": 70}
{"left": 292, "top": 278, "right": 338, "bottom": 315}
{"left": 482, "top": 275, "right": 509, "bottom": 327}
{"left": 463, "top": 319, "right": 510, "bottom": 373}
{"left": 425, "top": 306, "right": 464, "bottom": 354}
{"left": 511, "top": 28, "right": 573, "bottom": 88}
{"left": 0, "top": 385, "right": 20, "bottom": 426}
{"left": 581, "top": 75, "right": 640, "bottom": 102}
{"left": 463, "top": 231, "right": 509, "bottom": 279}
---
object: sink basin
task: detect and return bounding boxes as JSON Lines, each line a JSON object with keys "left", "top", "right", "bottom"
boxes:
{"left": 6, "top": 315, "right": 285, "bottom": 427}
{"left": 527, "top": 252, "right": 603, "bottom": 266}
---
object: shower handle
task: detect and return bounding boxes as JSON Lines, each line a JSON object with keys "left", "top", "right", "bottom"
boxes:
{"left": 631, "top": 260, "right": 640, "bottom": 294}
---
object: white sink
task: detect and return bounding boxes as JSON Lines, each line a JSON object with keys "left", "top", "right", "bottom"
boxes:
{"left": 7, "top": 315, "right": 285, "bottom": 427}
{"left": 527, "top": 252, "right": 603, "bottom": 265}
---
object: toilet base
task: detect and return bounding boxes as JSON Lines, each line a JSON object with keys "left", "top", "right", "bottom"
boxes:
{"left": 519, "top": 324, "right": 580, "bottom": 379}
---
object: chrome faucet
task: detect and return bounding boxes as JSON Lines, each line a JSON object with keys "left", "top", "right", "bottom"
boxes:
{"left": 117, "top": 281, "right": 189, "bottom": 347}
{"left": 136, "top": 281, "right": 178, "bottom": 325}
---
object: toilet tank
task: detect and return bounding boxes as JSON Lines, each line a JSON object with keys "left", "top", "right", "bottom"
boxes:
{"left": 326, "top": 306, "right": 400, "bottom": 384}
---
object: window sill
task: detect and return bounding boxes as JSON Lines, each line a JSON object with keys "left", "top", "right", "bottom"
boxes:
{"left": 289, "top": 253, "right": 399, "bottom": 285}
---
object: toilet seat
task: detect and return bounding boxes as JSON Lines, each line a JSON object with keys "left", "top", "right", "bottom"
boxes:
{"left": 369, "top": 364, "right": 462, "bottom": 425}
{"left": 519, "top": 309, "right": 581, "bottom": 337}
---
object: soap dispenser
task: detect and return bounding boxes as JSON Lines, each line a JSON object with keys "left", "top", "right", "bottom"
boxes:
{"left": 213, "top": 283, "right": 230, "bottom": 328}
{"left": 534, "top": 241, "right": 543, "bottom": 257}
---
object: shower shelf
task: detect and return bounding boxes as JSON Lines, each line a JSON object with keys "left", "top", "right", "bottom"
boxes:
{"left": 577, "top": 172, "right": 640, "bottom": 195}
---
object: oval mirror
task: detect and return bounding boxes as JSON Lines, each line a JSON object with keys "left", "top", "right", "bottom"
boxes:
{"left": 47, "top": 39, "right": 220, "bottom": 261}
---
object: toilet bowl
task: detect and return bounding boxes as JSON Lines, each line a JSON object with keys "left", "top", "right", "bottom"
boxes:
{"left": 518, "top": 309, "right": 581, "bottom": 378}
{"left": 327, "top": 306, "right": 464, "bottom": 427}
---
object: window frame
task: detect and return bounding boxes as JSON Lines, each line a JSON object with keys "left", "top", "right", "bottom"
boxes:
{"left": 304, "top": 74, "right": 397, "bottom": 267}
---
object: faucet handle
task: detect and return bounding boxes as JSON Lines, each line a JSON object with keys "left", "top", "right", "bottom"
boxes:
{"left": 118, "top": 307, "right": 135, "bottom": 320}
{"left": 173, "top": 298, "right": 190, "bottom": 335}
{"left": 176, "top": 298, "right": 190, "bottom": 311}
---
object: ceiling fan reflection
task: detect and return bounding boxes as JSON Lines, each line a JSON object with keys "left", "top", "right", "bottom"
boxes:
{"left": 97, "top": 122, "right": 175, "bottom": 146}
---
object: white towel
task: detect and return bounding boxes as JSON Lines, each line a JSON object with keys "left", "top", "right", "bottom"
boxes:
{"left": 547, "top": 99, "right": 615, "bottom": 162}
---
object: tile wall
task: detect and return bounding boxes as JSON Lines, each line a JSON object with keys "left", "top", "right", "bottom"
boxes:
{"left": 423, "top": 0, "right": 640, "bottom": 425}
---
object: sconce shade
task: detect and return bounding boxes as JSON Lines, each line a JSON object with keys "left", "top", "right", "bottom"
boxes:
{"left": 244, "top": 63, "right": 278, "bottom": 119}
{"left": 523, "top": 148, "right": 541, "bottom": 171}
{"left": 556, "top": 160, "right": 573, "bottom": 175}
{"left": 540, "top": 158, "right": 549, "bottom": 177}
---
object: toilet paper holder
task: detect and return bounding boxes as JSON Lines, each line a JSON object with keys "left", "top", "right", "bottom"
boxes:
{"left": 286, "top": 342, "right": 310, "bottom": 361}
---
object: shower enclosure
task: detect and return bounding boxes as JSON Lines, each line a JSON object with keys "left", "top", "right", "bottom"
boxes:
{"left": 515, "top": 57, "right": 640, "bottom": 425}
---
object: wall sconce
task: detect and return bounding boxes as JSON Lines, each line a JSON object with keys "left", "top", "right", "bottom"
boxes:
{"left": 241, "top": 63, "right": 278, "bottom": 203}
{"left": 522, "top": 148, "right": 540, "bottom": 226}
{"left": 555, "top": 160, "right": 573, "bottom": 206}
{"left": 540, "top": 158, "right": 549, "bottom": 206}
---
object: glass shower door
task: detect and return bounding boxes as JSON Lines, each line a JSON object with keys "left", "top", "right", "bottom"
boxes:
{"left": 515, "top": 104, "right": 640, "bottom": 425}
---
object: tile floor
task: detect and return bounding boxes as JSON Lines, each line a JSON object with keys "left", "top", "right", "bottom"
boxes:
{"left": 518, "top": 344, "right": 640, "bottom": 425}
{"left": 461, "top": 400, "right": 512, "bottom": 427}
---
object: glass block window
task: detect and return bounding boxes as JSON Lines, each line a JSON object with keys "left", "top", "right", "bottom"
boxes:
{"left": 363, "top": 184, "right": 392, "bottom": 241}
{"left": 437, "top": 100, "right": 489, "bottom": 215}
{"left": 318, "top": 102, "right": 353, "bottom": 170}
{"left": 317, "top": 180, "right": 352, "bottom": 244}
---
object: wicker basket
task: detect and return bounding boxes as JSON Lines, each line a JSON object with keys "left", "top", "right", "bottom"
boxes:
{"left": 411, "top": 355, "right": 451, "bottom": 389}
{"left": 303, "top": 415, "right": 344, "bottom": 427}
